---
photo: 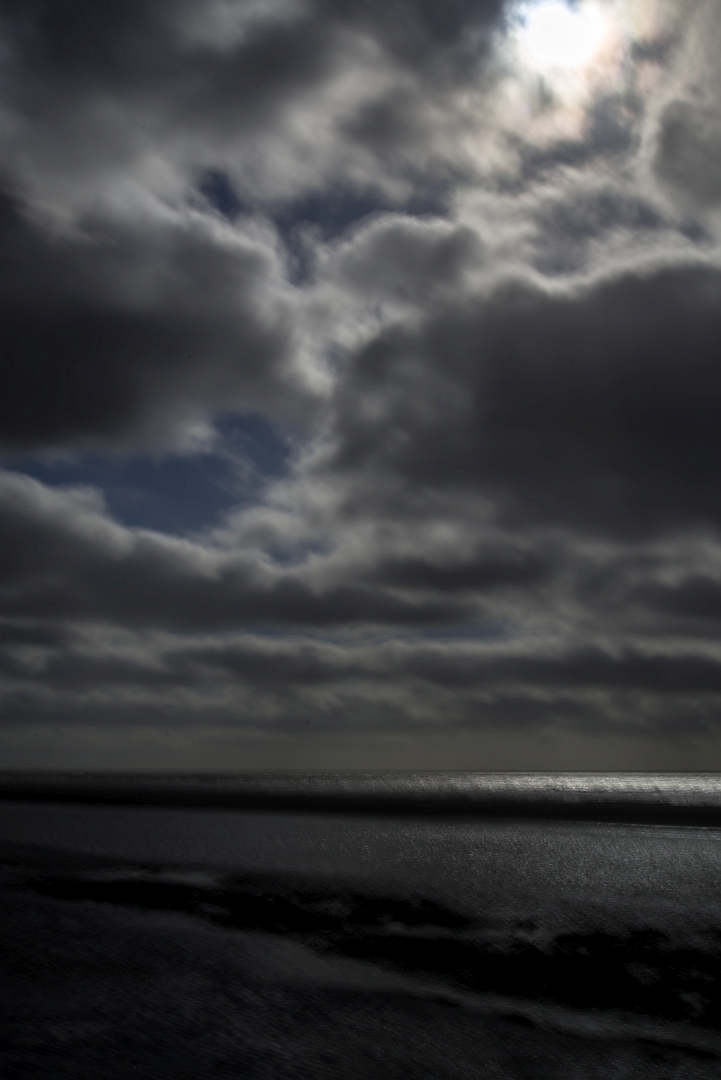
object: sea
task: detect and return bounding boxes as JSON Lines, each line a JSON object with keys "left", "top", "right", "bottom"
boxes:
{"left": 1, "top": 771, "right": 721, "bottom": 1079}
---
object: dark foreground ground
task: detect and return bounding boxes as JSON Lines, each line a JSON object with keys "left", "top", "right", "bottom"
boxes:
{"left": 2, "top": 855, "right": 721, "bottom": 1080}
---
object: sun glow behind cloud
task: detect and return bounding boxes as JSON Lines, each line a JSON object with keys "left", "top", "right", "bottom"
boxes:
{"left": 515, "top": 0, "right": 613, "bottom": 72}
{"left": 493, "top": 0, "right": 627, "bottom": 139}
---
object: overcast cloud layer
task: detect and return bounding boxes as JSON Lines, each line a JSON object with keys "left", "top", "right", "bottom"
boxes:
{"left": 2, "top": 0, "right": 721, "bottom": 769}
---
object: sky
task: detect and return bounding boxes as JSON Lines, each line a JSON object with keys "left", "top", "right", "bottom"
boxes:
{"left": 1, "top": 0, "right": 721, "bottom": 771}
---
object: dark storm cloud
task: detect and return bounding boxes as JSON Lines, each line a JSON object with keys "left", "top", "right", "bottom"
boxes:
{"left": 0, "top": 0, "right": 506, "bottom": 199}
{"left": 371, "top": 547, "right": 551, "bottom": 591}
{"left": 655, "top": 100, "right": 721, "bottom": 207}
{"left": 0, "top": 0, "right": 509, "bottom": 455}
{"left": 328, "top": 260, "right": 721, "bottom": 537}
{"left": 404, "top": 646, "right": 721, "bottom": 694}
{"left": 0, "top": 0, "right": 334, "bottom": 135}
{"left": 0, "top": 472, "right": 476, "bottom": 629}
{"left": 4, "top": 625, "right": 721, "bottom": 747}
{"left": 332, "top": 215, "right": 485, "bottom": 298}
{"left": 530, "top": 186, "right": 665, "bottom": 275}
{"left": 0, "top": 621, "right": 68, "bottom": 647}
{"left": 634, "top": 575, "right": 721, "bottom": 622}
{"left": 0, "top": 191, "right": 295, "bottom": 450}
{"left": 158, "top": 637, "right": 721, "bottom": 696}
{"left": 3, "top": 0, "right": 721, "bottom": 765}
{"left": 0, "top": 0, "right": 504, "bottom": 93}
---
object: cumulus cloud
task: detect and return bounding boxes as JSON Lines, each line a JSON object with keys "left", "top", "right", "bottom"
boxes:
{"left": 325, "top": 259, "right": 721, "bottom": 537}
{"left": 2, "top": 0, "right": 721, "bottom": 768}
{"left": 0, "top": 190, "right": 303, "bottom": 451}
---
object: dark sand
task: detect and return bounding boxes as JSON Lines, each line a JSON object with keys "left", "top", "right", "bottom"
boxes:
{"left": 2, "top": 841, "right": 721, "bottom": 1079}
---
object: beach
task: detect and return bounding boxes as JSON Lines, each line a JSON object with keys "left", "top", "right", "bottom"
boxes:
{"left": 2, "top": 775, "right": 721, "bottom": 1078}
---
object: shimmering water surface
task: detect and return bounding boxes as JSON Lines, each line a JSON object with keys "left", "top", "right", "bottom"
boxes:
{"left": 2, "top": 773, "right": 721, "bottom": 1078}
{"left": 4, "top": 768, "right": 721, "bottom": 806}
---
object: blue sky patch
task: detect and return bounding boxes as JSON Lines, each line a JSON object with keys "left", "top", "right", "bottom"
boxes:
{"left": 5, "top": 413, "right": 291, "bottom": 534}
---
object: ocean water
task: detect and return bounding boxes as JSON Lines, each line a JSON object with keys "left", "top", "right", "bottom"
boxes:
{"left": 1, "top": 773, "right": 721, "bottom": 1078}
